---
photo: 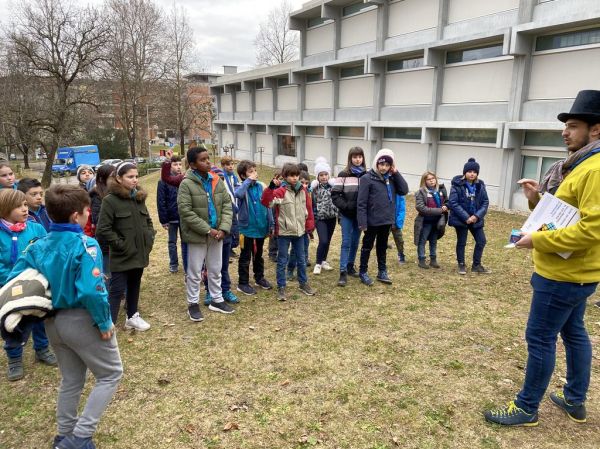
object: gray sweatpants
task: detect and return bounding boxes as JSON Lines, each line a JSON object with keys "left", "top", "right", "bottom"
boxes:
{"left": 186, "top": 240, "right": 223, "bottom": 304}
{"left": 45, "top": 309, "right": 123, "bottom": 438}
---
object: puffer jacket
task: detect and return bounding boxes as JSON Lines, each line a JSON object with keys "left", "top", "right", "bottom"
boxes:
{"left": 357, "top": 169, "right": 409, "bottom": 229}
{"left": 177, "top": 169, "right": 233, "bottom": 243}
{"left": 96, "top": 179, "right": 156, "bottom": 271}
{"left": 413, "top": 185, "right": 448, "bottom": 245}
{"left": 261, "top": 183, "right": 315, "bottom": 237}
{"left": 331, "top": 169, "right": 366, "bottom": 219}
{"left": 448, "top": 175, "right": 489, "bottom": 228}
{"left": 157, "top": 179, "right": 180, "bottom": 224}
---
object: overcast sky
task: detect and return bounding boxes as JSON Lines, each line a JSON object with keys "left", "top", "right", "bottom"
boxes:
{"left": 0, "top": 0, "right": 306, "bottom": 74}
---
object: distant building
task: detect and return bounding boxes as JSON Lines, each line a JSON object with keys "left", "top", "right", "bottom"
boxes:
{"left": 211, "top": 0, "right": 600, "bottom": 210}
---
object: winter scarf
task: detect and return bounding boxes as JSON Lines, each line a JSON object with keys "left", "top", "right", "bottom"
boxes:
{"left": 0, "top": 219, "right": 27, "bottom": 264}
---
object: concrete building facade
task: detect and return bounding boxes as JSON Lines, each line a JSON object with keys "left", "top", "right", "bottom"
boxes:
{"left": 211, "top": 0, "right": 600, "bottom": 210}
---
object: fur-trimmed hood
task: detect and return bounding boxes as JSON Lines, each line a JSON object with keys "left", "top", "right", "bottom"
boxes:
{"left": 107, "top": 177, "right": 148, "bottom": 202}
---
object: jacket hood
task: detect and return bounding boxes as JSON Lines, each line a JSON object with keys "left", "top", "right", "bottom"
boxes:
{"left": 451, "top": 175, "right": 485, "bottom": 187}
{"left": 371, "top": 148, "right": 395, "bottom": 169}
{"left": 107, "top": 177, "right": 148, "bottom": 202}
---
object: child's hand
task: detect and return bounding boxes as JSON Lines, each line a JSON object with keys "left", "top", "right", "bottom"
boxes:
{"left": 209, "top": 229, "right": 219, "bottom": 239}
{"left": 215, "top": 230, "right": 225, "bottom": 240}
{"left": 441, "top": 205, "right": 448, "bottom": 212}
{"left": 166, "top": 149, "right": 173, "bottom": 159}
{"left": 100, "top": 326, "right": 114, "bottom": 340}
{"left": 360, "top": 226, "right": 367, "bottom": 231}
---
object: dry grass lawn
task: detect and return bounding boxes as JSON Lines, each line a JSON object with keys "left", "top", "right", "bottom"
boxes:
{"left": 1, "top": 168, "right": 600, "bottom": 449}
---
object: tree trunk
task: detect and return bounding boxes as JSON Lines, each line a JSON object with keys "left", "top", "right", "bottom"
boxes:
{"left": 23, "top": 151, "right": 29, "bottom": 170}
{"left": 41, "top": 140, "right": 58, "bottom": 188}
{"left": 179, "top": 127, "right": 185, "bottom": 156}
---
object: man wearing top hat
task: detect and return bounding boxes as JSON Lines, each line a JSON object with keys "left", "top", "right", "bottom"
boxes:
{"left": 485, "top": 90, "right": 600, "bottom": 426}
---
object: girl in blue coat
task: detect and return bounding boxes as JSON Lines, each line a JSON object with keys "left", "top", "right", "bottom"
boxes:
{"left": 448, "top": 158, "right": 490, "bottom": 275}
{"left": 0, "top": 163, "right": 17, "bottom": 190}
{"left": 0, "top": 189, "right": 55, "bottom": 380}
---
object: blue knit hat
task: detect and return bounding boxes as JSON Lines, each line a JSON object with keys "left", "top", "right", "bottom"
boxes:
{"left": 463, "top": 158, "right": 480, "bottom": 175}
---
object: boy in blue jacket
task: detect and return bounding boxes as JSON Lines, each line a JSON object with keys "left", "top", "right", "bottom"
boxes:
{"left": 157, "top": 155, "right": 188, "bottom": 274}
{"left": 8, "top": 184, "right": 122, "bottom": 449}
{"left": 18, "top": 177, "right": 52, "bottom": 231}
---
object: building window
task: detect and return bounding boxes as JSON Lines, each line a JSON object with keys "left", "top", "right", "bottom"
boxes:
{"left": 340, "top": 64, "right": 365, "bottom": 78}
{"left": 277, "top": 77, "right": 289, "bottom": 87}
{"left": 254, "top": 125, "right": 267, "bottom": 133}
{"left": 387, "top": 57, "right": 424, "bottom": 72}
{"left": 278, "top": 135, "right": 296, "bottom": 157}
{"left": 383, "top": 128, "right": 422, "bottom": 140}
{"left": 439, "top": 128, "right": 497, "bottom": 144}
{"left": 536, "top": 27, "right": 600, "bottom": 51}
{"left": 521, "top": 156, "right": 562, "bottom": 181}
{"left": 306, "top": 71, "right": 324, "bottom": 83}
{"left": 255, "top": 79, "right": 264, "bottom": 89}
{"left": 307, "top": 17, "right": 328, "bottom": 28}
{"left": 277, "top": 126, "right": 291, "bottom": 134}
{"left": 342, "top": 2, "right": 372, "bottom": 16}
{"left": 305, "top": 126, "right": 325, "bottom": 137}
{"left": 523, "top": 131, "right": 564, "bottom": 147}
{"left": 338, "top": 127, "right": 364, "bottom": 138}
{"left": 446, "top": 43, "right": 503, "bottom": 64}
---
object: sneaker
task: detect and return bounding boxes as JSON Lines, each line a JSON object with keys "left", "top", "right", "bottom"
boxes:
{"left": 458, "top": 264, "right": 467, "bottom": 275}
{"left": 418, "top": 259, "right": 430, "bottom": 269}
{"left": 376, "top": 271, "right": 392, "bottom": 284}
{"left": 321, "top": 261, "right": 333, "bottom": 271}
{"left": 347, "top": 265, "right": 359, "bottom": 278}
{"left": 204, "top": 290, "right": 212, "bottom": 306}
{"left": 169, "top": 266, "right": 178, "bottom": 274}
{"left": 7, "top": 357, "right": 23, "bottom": 381}
{"left": 398, "top": 253, "right": 406, "bottom": 264}
{"left": 429, "top": 258, "right": 440, "bottom": 269}
{"left": 287, "top": 270, "right": 296, "bottom": 281}
{"left": 472, "top": 264, "right": 490, "bottom": 274}
{"left": 337, "top": 271, "right": 348, "bottom": 287}
{"left": 237, "top": 284, "right": 257, "bottom": 295}
{"left": 299, "top": 283, "right": 316, "bottom": 296}
{"left": 306, "top": 260, "right": 312, "bottom": 267}
{"left": 35, "top": 347, "right": 58, "bottom": 366}
{"left": 56, "top": 435, "right": 96, "bottom": 449}
{"left": 550, "top": 391, "right": 586, "bottom": 423}
{"left": 255, "top": 278, "right": 273, "bottom": 290}
{"left": 223, "top": 290, "right": 240, "bottom": 304}
{"left": 313, "top": 264, "right": 322, "bottom": 275}
{"left": 53, "top": 435, "right": 68, "bottom": 448}
{"left": 124, "top": 312, "right": 151, "bottom": 331}
{"left": 483, "top": 401, "right": 538, "bottom": 427}
{"left": 209, "top": 300, "right": 235, "bottom": 314}
{"left": 277, "top": 286, "right": 287, "bottom": 301}
{"left": 187, "top": 303, "right": 203, "bottom": 321}
{"left": 359, "top": 272, "right": 374, "bottom": 286}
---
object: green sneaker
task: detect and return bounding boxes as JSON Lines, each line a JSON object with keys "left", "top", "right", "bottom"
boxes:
{"left": 484, "top": 401, "right": 538, "bottom": 427}
{"left": 550, "top": 391, "right": 586, "bottom": 423}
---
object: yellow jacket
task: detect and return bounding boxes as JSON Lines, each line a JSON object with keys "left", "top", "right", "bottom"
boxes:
{"left": 531, "top": 151, "right": 600, "bottom": 283}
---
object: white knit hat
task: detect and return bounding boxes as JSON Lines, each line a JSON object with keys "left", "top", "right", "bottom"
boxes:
{"left": 371, "top": 148, "right": 395, "bottom": 169}
{"left": 313, "top": 156, "right": 331, "bottom": 176}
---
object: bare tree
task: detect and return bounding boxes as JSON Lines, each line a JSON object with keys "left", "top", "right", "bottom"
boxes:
{"left": 105, "top": 0, "right": 166, "bottom": 158}
{"left": 254, "top": 0, "right": 299, "bottom": 66}
{"left": 8, "top": 0, "right": 109, "bottom": 186}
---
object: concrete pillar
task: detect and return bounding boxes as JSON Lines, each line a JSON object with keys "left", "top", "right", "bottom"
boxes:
{"left": 376, "top": 1, "right": 389, "bottom": 52}
{"left": 323, "top": 4, "right": 341, "bottom": 59}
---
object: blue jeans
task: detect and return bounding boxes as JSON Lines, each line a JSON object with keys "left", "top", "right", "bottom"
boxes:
{"left": 339, "top": 215, "right": 361, "bottom": 272}
{"left": 168, "top": 222, "right": 188, "bottom": 273}
{"left": 288, "top": 233, "right": 309, "bottom": 272}
{"left": 455, "top": 225, "right": 486, "bottom": 266}
{"left": 417, "top": 222, "right": 438, "bottom": 260}
{"left": 277, "top": 236, "right": 307, "bottom": 287}
{"left": 515, "top": 273, "right": 598, "bottom": 413}
{"left": 4, "top": 321, "right": 49, "bottom": 358}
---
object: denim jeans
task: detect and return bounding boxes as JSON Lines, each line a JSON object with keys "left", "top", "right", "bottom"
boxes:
{"left": 339, "top": 214, "right": 361, "bottom": 272}
{"left": 515, "top": 273, "right": 598, "bottom": 413}
{"left": 277, "top": 236, "right": 307, "bottom": 287}
{"left": 454, "top": 225, "right": 486, "bottom": 266}
{"left": 288, "top": 233, "right": 310, "bottom": 272}
{"left": 168, "top": 222, "right": 188, "bottom": 273}
{"left": 4, "top": 321, "right": 49, "bottom": 358}
{"left": 417, "top": 222, "right": 438, "bottom": 260}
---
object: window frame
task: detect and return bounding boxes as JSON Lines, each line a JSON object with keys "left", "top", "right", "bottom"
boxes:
{"left": 306, "top": 71, "right": 324, "bottom": 83}
{"left": 340, "top": 64, "right": 365, "bottom": 78}
{"left": 438, "top": 128, "right": 498, "bottom": 145}
{"left": 386, "top": 57, "right": 425, "bottom": 72}
{"left": 278, "top": 135, "right": 297, "bottom": 157}
{"left": 305, "top": 126, "right": 325, "bottom": 137}
{"left": 342, "top": 2, "right": 376, "bottom": 17}
{"left": 382, "top": 127, "right": 422, "bottom": 141}
{"left": 445, "top": 43, "right": 504, "bottom": 65}
{"left": 338, "top": 126, "right": 365, "bottom": 139}
{"left": 535, "top": 26, "right": 600, "bottom": 52}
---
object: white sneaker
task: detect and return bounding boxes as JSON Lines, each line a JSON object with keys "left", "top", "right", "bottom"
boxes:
{"left": 313, "top": 264, "right": 322, "bottom": 275}
{"left": 124, "top": 312, "right": 151, "bottom": 331}
{"left": 321, "top": 261, "right": 333, "bottom": 271}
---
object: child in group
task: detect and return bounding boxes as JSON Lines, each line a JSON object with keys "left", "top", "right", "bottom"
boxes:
{"left": 331, "top": 147, "right": 367, "bottom": 287}
{"left": 157, "top": 155, "right": 188, "bottom": 274}
{"left": 8, "top": 184, "right": 122, "bottom": 449}
{"left": 219, "top": 156, "right": 240, "bottom": 258}
{"left": 89, "top": 164, "right": 116, "bottom": 283}
{"left": 414, "top": 171, "right": 448, "bottom": 269}
{"left": 392, "top": 193, "right": 406, "bottom": 265}
{"left": 310, "top": 157, "right": 337, "bottom": 274}
{"left": 177, "top": 146, "right": 234, "bottom": 321}
{"left": 18, "top": 178, "right": 51, "bottom": 231}
{"left": 262, "top": 163, "right": 315, "bottom": 301}
{"left": 0, "top": 163, "right": 17, "bottom": 190}
{"left": 287, "top": 170, "right": 312, "bottom": 280}
{"left": 448, "top": 158, "right": 489, "bottom": 275}
{"left": 76, "top": 165, "right": 95, "bottom": 191}
{"left": 267, "top": 169, "right": 282, "bottom": 263}
{"left": 0, "top": 189, "right": 55, "bottom": 381}
{"left": 96, "top": 162, "right": 155, "bottom": 331}
{"left": 357, "top": 149, "right": 409, "bottom": 286}
{"left": 234, "top": 160, "right": 273, "bottom": 295}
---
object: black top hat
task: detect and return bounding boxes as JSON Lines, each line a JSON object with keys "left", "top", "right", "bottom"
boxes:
{"left": 557, "top": 90, "right": 600, "bottom": 123}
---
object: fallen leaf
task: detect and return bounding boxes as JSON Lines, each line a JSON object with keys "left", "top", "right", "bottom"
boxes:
{"left": 223, "top": 422, "right": 239, "bottom": 432}
{"left": 249, "top": 326, "right": 255, "bottom": 331}
{"left": 185, "top": 423, "right": 195, "bottom": 434}
{"left": 280, "top": 379, "right": 290, "bottom": 387}
{"left": 127, "top": 338, "right": 134, "bottom": 343}
{"left": 275, "top": 327, "right": 281, "bottom": 332}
